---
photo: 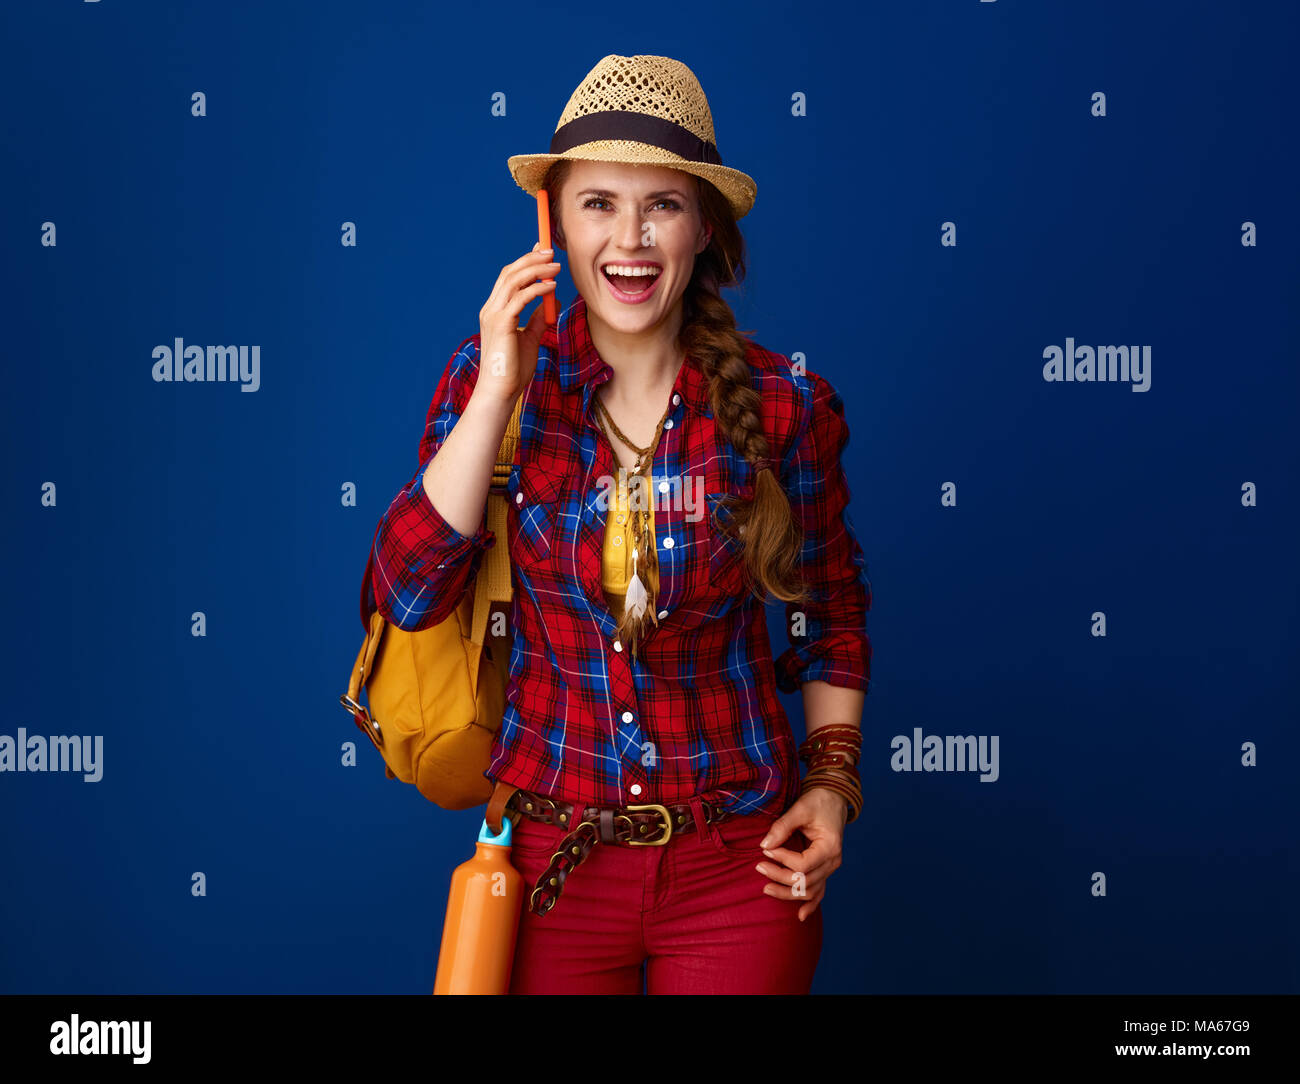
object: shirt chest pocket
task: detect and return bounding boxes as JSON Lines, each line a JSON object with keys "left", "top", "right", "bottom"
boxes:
{"left": 509, "top": 460, "right": 570, "bottom": 572}
{"left": 698, "top": 489, "right": 751, "bottom": 601}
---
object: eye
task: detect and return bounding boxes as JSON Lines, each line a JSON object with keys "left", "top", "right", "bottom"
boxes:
{"left": 581, "top": 198, "right": 682, "bottom": 212}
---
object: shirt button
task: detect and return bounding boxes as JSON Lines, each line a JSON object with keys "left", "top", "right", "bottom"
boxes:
{"left": 658, "top": 480, "right": 669, "bottom": 494}
{"left": 515, "top": 492, "right": 523, "bottom": 505}
{"left": 657, "top": 609, "right": 668, "bottom": 620}
{"left": 629, "top": 784, "right": 643, "bottom": 796}
{"left": 613, "top": 640, "right": 623, "bottom": 652}
{"left": 663, "top": 418, "right": 673, "bottom": 429}
{"left": 616, "top": 514, "right": 625, "bottom": 523}
{"left": 613, "top": 535, "right": 622, "bottom": 546}
{"left": 672, "top": 393, "right": 681, "bottom": 406}
{"left": 662, "top": 536, "right": 674, "bottom": 549}
{"left": 622, "top": 711, "right": 633, "bottom": 723}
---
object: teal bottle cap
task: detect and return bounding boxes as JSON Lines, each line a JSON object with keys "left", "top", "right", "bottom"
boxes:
{"left": 477, "top": 817, "right": 513, "bottom": 847}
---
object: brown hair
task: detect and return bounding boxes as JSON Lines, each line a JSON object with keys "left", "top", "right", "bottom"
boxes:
{"left": 543, "top": 159, "right": 809, "bottom": 606}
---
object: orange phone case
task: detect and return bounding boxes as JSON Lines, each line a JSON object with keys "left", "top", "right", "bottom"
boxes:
{"left": 537, "top": 189, "right": 557, "bottom": 324}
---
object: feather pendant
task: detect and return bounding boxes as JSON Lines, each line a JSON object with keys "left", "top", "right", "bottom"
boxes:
{"left": 624, "top": 569, "right": 648, "bottom": 622}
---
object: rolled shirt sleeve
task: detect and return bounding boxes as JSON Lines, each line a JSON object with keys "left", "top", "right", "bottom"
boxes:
{"left": 361, "top": 336, "right": 497, "bottom": 631}
{"left": 774, "top": 370, "right": 872, "bottom": 693}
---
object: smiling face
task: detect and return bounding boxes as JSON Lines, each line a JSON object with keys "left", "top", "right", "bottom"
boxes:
{"left": 551, "top": 159, "right": 712, "bottom": 339}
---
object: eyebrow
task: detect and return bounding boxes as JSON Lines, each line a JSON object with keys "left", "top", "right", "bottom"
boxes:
{"left": 575, "top": 188, "right": 690, "bottom": 201}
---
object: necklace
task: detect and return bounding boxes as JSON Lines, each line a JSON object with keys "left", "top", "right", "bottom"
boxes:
{"left": 593, "top": 392, "right": 670, "bottom": 473}
{"left": 593, "top": 389, "right": 674, "bottom": 660}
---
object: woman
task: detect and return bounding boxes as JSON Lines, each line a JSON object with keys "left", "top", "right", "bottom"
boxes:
{"left": 364, "top": 54, "right": 871, "bottom": 994}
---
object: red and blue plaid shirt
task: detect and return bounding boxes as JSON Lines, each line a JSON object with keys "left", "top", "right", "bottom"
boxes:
{"left": 361, "top": 295, "right": 871, "bottom": 815}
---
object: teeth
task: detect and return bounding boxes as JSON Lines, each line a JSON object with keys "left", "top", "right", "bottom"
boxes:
{"left": 602, "top": 265, "right": 661, "bottom": 277}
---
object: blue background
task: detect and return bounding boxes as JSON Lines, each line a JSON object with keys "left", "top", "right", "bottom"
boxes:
{"left": 2, "top": 0, "right": 1296, "bottom": 994}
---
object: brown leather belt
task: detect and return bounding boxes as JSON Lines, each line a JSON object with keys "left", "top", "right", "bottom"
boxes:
{"left": 486, "top": 780, "right": 732, "bottom": 916}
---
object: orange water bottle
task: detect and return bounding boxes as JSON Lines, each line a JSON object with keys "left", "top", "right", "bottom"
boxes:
{"left": 432, "top": 817, "right": 524, "bottom": 995}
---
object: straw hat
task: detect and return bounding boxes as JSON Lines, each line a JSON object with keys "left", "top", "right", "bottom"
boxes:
{"left": 506, "top": 54, "right": 757, "bottom": 220}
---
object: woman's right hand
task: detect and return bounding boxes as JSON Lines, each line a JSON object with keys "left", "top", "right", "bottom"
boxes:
{"left": 474, "top": 243, "right": 559, "bottom": 406}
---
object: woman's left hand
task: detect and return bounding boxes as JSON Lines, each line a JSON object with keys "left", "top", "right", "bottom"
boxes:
{"left": 755, "top": 787, "right": 848, "bottom": 922}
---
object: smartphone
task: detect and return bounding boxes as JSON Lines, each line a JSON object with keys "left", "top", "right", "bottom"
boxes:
{"left": 536, "top": 189, "right": 558, "bottom": 325}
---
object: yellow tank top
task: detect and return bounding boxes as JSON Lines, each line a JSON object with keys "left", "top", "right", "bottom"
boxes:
{"left": 602, "top": 472, "right": 659, "bottom": 620}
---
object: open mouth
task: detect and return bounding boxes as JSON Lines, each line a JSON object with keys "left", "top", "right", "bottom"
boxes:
{"left": 602, "top": 265, "right": 662, "bottom": 303}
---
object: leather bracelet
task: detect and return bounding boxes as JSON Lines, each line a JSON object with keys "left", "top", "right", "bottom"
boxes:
{"left": 802, "top": 773, "right": 861, "bottom": 806}
{"left": 801, "top": 733, "right": 862, "bottom": 785}
{"left": 798, "top": 725, "right": 864, "bottom": 822}
{"left": 803, "top": 764, "right": 862, "bottom": 798}
{"left": 800, "top": 767, "right": 862, "bottom": 823}
{"left": 804, "top": 751, "right": 857, "bottom": 774}
{"left": 800, "top": 728, "right": 861, "bottom": 745}
{"left": 798, "top": 725, "right": 862, "bottom": 767}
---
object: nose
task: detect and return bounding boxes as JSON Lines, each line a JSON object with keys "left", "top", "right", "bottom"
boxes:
{"left": 613, "top": 206, "right": 647, "bottom": 251}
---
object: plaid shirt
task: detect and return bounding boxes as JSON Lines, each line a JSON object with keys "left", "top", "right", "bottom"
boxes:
{"left": 361, "top": 296, "right": 871, "bottom": 816}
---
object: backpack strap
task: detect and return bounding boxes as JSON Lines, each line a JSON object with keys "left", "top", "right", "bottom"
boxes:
{"left": 469, "top": 390, "right": 525, "bottom": 646}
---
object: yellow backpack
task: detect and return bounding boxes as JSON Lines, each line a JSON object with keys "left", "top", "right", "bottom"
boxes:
{"left": 340, "top": 394, "right": 523, "bottom": 809}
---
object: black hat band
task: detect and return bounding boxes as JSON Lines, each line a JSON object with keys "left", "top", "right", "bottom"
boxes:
{"left": 548, "top": 110, "right": 722, "bottom": 166}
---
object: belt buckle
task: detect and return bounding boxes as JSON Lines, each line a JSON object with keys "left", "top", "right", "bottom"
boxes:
{"left": 622, "top": 803, "right": 673, "bottom": 846}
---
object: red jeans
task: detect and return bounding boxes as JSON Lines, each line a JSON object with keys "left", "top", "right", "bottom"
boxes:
{"left": 506, "top": 795, "right": 823, "bottom": 994}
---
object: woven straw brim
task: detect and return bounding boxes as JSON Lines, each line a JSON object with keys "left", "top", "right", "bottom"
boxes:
{"left": 507, "top": 140, "right": 757, "bottom": 220}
